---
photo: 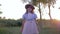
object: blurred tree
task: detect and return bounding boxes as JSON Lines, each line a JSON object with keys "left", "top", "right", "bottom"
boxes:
{"left": 58, "top": 7, "right": 60, "bottom": 9}
{"left": 0, "top": 11, "right": 2, "bottom": 14}
{"left": 0, "top": 4, "right": 2, "bottom": 14}
{"left": 16, "top": 18, "right": 23, "bottom": 26}
{"left": 31, "top": 0, "right": 56, "bottom": 20}
{"left": 45, "top": 0, "right": 56, "bottom": 20}
{"left": 0, "top": 17, "right": 1, "bottom": 18}
{"left": 3, "top": 17, "right": 6, "bottom": 19}
{"left": 0, "top": 4, "right": 2, "bottom": 6}
{"left": 21, "top": 0, "right": 56, "bottom": 20}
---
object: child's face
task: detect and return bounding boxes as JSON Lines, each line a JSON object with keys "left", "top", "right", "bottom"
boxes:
{"left": 27, "top": 7, "right": 32, "bottom": 12}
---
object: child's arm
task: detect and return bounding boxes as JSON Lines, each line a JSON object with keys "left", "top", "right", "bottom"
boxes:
{"left": 35, "top": 19, "right": 39, "bottom": 32}
{"left": 21, "top": 19, "right": 25, "bottom": 32}
{"left": 35, "top": 19, "right": 38, "bottom": 25}
{"left": 21, "top": 14, "right": 26, "bottom": 32}
{"left": 22, "top": 20, "right": 25, "bottom": 29}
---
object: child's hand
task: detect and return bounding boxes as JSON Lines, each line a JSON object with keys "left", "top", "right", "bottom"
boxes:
{"left": 20, "top": 29, "right": 23, "bottom": 32}
{"left": 20, "top": 27, "right": 23, "bottom": 32}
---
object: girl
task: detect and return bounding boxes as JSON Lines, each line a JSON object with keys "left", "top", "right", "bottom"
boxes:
{"left": 21, "top": 4, "right": 39, "bottom": 34}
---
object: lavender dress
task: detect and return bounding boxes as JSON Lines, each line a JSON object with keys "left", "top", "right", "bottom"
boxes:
{"left": 22, "top": 13, "right": 39, "bottom": 34}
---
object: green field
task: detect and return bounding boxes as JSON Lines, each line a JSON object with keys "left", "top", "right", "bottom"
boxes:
{"left": 0, "top": 27, "right": 21, "bottom": 34}
{"left": 0, "top": 27, "right": 60, "bottom": 34}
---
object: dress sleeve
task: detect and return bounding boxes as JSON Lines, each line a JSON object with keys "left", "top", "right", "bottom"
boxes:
{"left": 34, "top": 14, "right": 37, "bottom": 19}
{"left": 22, "top": 14, "right": 25, "bottom": 20}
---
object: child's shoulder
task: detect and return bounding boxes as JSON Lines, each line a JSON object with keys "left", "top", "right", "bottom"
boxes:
{"left": 33, "top": 13, "right": 37, "bottom": 15}
{"left": 23, "top": 13, "right": 27, "bottom": 16}
{"left": 23, "top": 13, "right": 27, "bottom": 15}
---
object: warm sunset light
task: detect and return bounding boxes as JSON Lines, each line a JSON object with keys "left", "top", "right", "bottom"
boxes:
{"left": 0, "top": 0, "right": 60, "bottom": 34}
{"left": 0, "top": 0, "right": 60, "bottom": 20}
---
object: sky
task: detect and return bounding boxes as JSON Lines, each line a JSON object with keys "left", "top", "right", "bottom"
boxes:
{"left": 0, "top": 0, "right": 60, "bottom": 20}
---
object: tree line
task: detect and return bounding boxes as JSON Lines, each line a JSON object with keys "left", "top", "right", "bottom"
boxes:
{"left": 0, "top": 18, "right": 22, "bottom": 27}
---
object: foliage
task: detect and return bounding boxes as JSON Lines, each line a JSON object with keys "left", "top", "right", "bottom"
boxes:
{"left": 0, "top": 18, "right": 22, "bottom": 27}
{"left": 21, "top": 0, "right": 56, "bottom": 20}
{"left": 0, "top": 11, "right": 2, "bottom": 14}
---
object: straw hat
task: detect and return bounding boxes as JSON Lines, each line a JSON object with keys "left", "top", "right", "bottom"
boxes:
{"left": 25, "top": 4, "right": 35, "bottom": 9}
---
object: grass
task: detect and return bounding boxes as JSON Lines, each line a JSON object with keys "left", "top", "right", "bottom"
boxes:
{"left": 40, "top": 28, "right": 57, "bottom": 34}
{"left": 0, "top": 27, "right": 21, "bottom": 34}
{"left": 0, "top": 26, "right": 60, "bottom": 34}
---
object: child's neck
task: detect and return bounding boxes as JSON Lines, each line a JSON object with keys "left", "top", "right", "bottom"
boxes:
{"left": 28, "top": 11, "right": 31, "bottom": 13}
